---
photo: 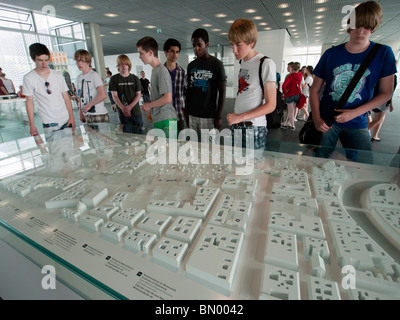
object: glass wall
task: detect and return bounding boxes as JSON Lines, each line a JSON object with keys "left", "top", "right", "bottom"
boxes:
{"left": 0, "top": 4, "right": 87, "bottom": 89}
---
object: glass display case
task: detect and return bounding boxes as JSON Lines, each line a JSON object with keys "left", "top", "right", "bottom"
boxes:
{"left": 0, "top": 123, "right": 399, "bottom": 300}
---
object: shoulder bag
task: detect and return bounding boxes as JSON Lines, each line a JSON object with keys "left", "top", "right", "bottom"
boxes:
{"left": 299, "top": 43, "right": 382, "bottom": 145}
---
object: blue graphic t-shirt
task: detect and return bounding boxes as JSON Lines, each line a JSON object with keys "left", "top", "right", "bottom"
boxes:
{"left": 313, "top": 42, "right": 396, "bottom": 129}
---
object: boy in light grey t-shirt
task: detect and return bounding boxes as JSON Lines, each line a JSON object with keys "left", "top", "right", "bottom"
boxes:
{"left": 137, "top": 36, "right": 177, "bottom": 139}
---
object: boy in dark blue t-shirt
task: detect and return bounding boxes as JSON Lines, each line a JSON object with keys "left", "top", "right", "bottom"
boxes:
{"left": 310, "top": 1, "right": 396, "bottom": 162}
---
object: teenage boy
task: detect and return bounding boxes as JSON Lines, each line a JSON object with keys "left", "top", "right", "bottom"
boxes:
{"left": 23, "top": 43, "right": 75, "bottom": 136}
{"left": 163, "top": 38, "right": 187, "bottom": 132}
{"left": 137, "top": 36, "right": 177, "bottom": 138}
{"left": 140, "top": 71, "right": 151, "bottom": 103}
{"left": 185, "top": 28, "right": 226, "bottom": 135}
{"left": 310, "top": 0, "right": 396, "bottom": 162}
{"left": 109, "top": 54, "right": 142, "bottom": 132}
{"left": 227, "top": 19, "right": 277, "bottom": 150}
{"left": 74, "top": 49, "right": 108, "bottom": 124}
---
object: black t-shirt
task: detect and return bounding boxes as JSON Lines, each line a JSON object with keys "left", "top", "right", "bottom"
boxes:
{"left": 187, "top": 55, "right": 226, "bottom": 118}
{"left": 140, "top": 78, "right": 150, "bottom": 95}
{"left": 109, "top": 73, "right": 142, "bottom": 116}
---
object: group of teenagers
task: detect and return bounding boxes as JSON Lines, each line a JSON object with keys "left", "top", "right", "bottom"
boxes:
{"left": 24, "top": 1, "right": 397, "bottom": 162}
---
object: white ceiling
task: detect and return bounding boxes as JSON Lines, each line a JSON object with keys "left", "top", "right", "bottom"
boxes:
{"left": 3, "top": 0, "right": 400, "bottom": 55}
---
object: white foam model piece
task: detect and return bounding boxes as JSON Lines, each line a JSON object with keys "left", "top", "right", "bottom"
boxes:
{"left": 311, "top": 254, "right": 326, "bottom": 278}
{"left": 136, "top": 212, "right": 172, "bottom": 238}
{"left": 186, "top": 225, "right": 244, "bottom": 294}
{"left": 272, "top": 170, "right": 311, "bottom": 197}
{"left": 361, "top": 183, "right": 400, "bottom": 248}
{"left": 165, "top": 216, "right": 202, "bottom": 244}
{"left": 221, "top": 176, "right": 258, "bottom": 197}
{"left": 44, "top": 180, "right": 91, "bottom": 209}
{"left": 269, "top": 211, "right": 325, "bottom": 240}
{"left": 363, "top": 183, "right": 400, "bottom": 209}
{"left": 307, "top": 276, "right": 341, "bottom": 300}
{"left": 102, "top": 158, "right": 147, "bottom": 175}
{"left": 105, "top": 191, "right": 137, "bottom": 209}
{"left": 259, "top": 264, "right": 301, "bottom": 300}
{"left": 62, "top": 208, "right": 83, "bottom": 223}
{"left": 270, "top": 194, "right": 319, "bottom": 216}
{"left": 321, "top": 200, "right": 356, "bottom": 225}
{"left": 347, "top": 288, "right": 398, "bottom": 300}
{"left": 208, "top": 194, "right": 252, "bottom": 232}
{"left": 79, "top": 214, "right": 104, "bottom": 232}
{"left": 111, "top": 208, "right": 145, "bottom": 229}
{"left": 311, "top": 176, "right": 342, "bottom": 201}
{"left": 81, "top": 187, "right": 108, "bottom": 209}
{"left": 328, "top": 220, "right": 396, "bottom": 272}
{"left": 264, "top": 230, "right": 298, "bottom": 271}
{"left": 100, "top": 222, "right": 129, "bottom": 243}
{"left": 152, "top": 237, "right": 188, "bottom": 270}
{"left": 90, "top": 206, "right": 119, "bottom": 221}
{"left": 303, "top": 236, "right": 330, "bottom": 262}
{"left": 354, "top": 269, "right": 400, "bottom": 299}
{"left": 312, "top": 160, "right": 348, "bottom": 180}
{"left": 123, "top": 228, "right": 157, "bottom": 254}
{"left": 147, "top": 187, "right": 219, "bottom": 220}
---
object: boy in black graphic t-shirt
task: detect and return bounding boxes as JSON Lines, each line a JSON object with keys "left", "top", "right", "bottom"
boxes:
{"left": 185, "top": 28, "right": 226, "bottom": 135}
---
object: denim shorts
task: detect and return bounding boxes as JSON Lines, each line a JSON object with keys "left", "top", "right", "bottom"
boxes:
{"left": 285, "top": 94, "right": 300, "bottom": 104}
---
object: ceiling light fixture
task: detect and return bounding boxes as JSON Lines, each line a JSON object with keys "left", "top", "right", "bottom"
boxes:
{"left": 278, "top": 3, "right": 289, "bottom": 9}
{"left": 73, "top": 5, "right": 92, "bottom": 10}
{"left": 110, "top": 31, "right": 120, "bottom": 34}
{"left": 104, "top": 13, "right": 119, "bottom": 18}
{"left": 144, "top": 25, "right": 157, "bottom": 29}
{"left": 245, "top": 9, "right": 257, "bottom": 13}
{"left": 253, "top": 16, "right": 263, "bottom": 20}
{"left": 128, "top": 20, "right": 140, "bottom": 24}
{"left": 215, "top": 13, "right": 227, "bottom": 18}
{"left": 283, "top": 12, "right": 293, "bottom": 16}
{"left": 190, "top": 18, "right": 200, "bottom": 22}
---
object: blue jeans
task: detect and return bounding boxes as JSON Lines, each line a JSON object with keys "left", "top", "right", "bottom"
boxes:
{"left": 315, "top": 124, "right": 372, "bottom": 163}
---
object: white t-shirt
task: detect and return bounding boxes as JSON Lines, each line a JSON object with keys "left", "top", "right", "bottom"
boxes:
{"left": 301, "top": 75, "right": 314, "bottom": 97}
{"left": 76, "top": 69, "right": 107, "bottom": 115}
{"left": 234, "top": 53, "right": 277, "bottom": 127}
{"left": 23, "top": 69, "right": 70, "bottom": 125}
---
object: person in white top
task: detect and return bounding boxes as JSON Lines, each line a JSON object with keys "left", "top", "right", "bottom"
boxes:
{"left": 74, "top": 49, "right": 108, "bottom": 124}
{"left": 227, "top": 18, "right": 277, "bottom": 151}
{"left": 298, "top": 65, "right": 314, "bottom": 121}
{"left": 23, "top": 43, "right": 75, "bottom": 136}
{"left": 0, "top": 70, "right": 16, "bottom": 94}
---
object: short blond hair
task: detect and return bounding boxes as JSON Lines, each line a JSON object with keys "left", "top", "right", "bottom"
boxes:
{"left": 74, "top": 49, "right": 91, "bottom": 65}
{"left": 292, "top": 62, "right": 301, "bottom": 72}
{"left": 228, "top": 19, "right": 258, "bottom": 47}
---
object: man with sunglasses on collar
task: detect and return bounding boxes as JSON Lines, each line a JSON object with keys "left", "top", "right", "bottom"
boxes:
{"left": 23, "top": 43, "right": 76, "bottom": 136}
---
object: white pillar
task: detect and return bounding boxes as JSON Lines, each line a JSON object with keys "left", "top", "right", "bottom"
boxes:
{"left": 89, "top": 23, "right": 106, "bottom": 80}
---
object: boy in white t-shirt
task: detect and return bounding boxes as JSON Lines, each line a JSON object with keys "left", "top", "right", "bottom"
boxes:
{"left": 74, "top": 49, "right": 108, "bottom": 124}
{"left": 227, "top": 18, "right": 277, "bottom": 150}
{"left": 23, "top": 43, "right": 76, "bottom": 136}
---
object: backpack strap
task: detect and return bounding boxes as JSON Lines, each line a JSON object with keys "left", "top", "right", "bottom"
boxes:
{"left": 259, "top": 56, "right": 268, "bottom": 95}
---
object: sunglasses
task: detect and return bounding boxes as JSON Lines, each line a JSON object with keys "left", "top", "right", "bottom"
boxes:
{"left": 45, "top": 81, "right": 51, "bottom": 94}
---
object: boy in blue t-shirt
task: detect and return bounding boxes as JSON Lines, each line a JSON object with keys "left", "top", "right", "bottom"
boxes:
{"left": 310, "top": 1, "right": 396, "bottom": 162}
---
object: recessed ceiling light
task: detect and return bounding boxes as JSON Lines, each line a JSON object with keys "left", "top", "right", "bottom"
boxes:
{"left": 259, "top": 22, "right": 268, "bottom": 26}
{"left": 288, "top": 24, "right": 296, "bottom": 28}
{"left": 315, "top": 15, "right": 325, "bottom": 19}
{"left": 253, "top": 16, "right": 263, "bottom": 20}
{"left": 145, "top": 25, "right": 157, "bottom": 29}
{"left": 264, "top": 27, "right": 272, "bottom": 31}
{"left": 202, "top": 24, "right": 212, "bottom": 27}
{"left": 212, "top": 28, "right": 221, "bottom": 32}
{"left": 104, "top": 13, "right": 119, "bottom": 18}
{"left": 127, "top": 28, "right": 137, "bottom": 32}
{"left": 316, "top": 7, "right": 327, "bottom": 12}
{"left": 278, "top": 3, "right": 289, "bottom": 9}
{"left": 245, "top": 9, "right": 257, "bottom": 13}
{"left": 315, "top": 21, "right": 324, "bottom": 25}
{"left": 190, "top": 18, "right": 201, "bottom": 22}
{"left": 215, "top": 13, "right": 227, "bottom": 18}
{"left": 286, "top": 19, "right": 295, "bottom": 23}
{"left": 283, "top": 12, "right": 293, "bottom": 16}
{"left": 316, "top": 0, "right": 328, "bottom": 3}
{"left": 73, "top": 5, "right": 92, "bottom": 10}
{"left": 110, "top": 31, "right": 120, "bottom": 35}
{"left": 226, "top": 20, "right": 235, "bottom": 24}
{"left": 128, "top": 20, "right": 140, "bottom": 24}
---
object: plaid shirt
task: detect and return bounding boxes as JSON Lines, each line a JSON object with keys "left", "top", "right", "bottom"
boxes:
{"left": 165, "top": 63, "right": 187, "bottom": 121}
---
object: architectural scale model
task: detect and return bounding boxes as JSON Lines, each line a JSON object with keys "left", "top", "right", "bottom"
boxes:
{"left": 0, "top": 126, "right": 399, "bottom": 300}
